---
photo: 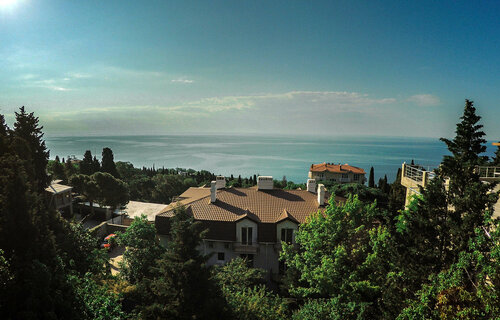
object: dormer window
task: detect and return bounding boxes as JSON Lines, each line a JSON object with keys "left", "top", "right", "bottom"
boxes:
{"left": 242, "top": 227, "right": 253, "bottom": 245}
{"left": 281, "top": 228, "right": 293, "bottom": 244}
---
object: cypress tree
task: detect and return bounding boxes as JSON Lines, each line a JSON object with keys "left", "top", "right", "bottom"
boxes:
{"left": 101, "top": 147, "right": 120, "bottom": 178}
{"left": 92, "top": 155, "right": 101, "bottom": 173}
{"left": 80, "top": 150, "right": 94, "bottom": 175}
{"left": 368, "top": 167, "right": 375, "bottom": 188}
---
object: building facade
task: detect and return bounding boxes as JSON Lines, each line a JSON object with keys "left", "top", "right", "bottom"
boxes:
{"left": 308, "top": 162, "right": 366, "bottom": 184}
{"left": 155, "top": 177, "right": 341, "bottom": 279}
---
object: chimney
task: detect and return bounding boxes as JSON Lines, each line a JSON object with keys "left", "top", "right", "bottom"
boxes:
{"left": 307, "top": 179, "right": 317, "bottom": 193}
{"left": 215, "top": 176, "right": 226, "bottom": 189}
{"left": 210, "top": 181, "right": 217, "bottom": 203}
{"left": 317, "top": 184, "right": 325, "bottom": 206}
{"left": 257, "top": 176, "right": 274, "bottom": 190}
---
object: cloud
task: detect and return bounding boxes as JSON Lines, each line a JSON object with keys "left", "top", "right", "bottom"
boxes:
{"left": 171, "top": 78, "right": 194, "bottom": 84}
{"left": 407, "top": 94, "right": 440, "bottom": 106}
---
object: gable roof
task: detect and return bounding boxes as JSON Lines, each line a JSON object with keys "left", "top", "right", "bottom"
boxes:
{"left": 158, "top": 187, "right": 342, "bottom": 224}
{"left": 275, "top": 209, "right": 299, "bottom": 223}
{"left": 310, "top": 163, "right": 366, "bottom": 174}
{"left": 45, "top": 183, "right": 73, "bottom": 194}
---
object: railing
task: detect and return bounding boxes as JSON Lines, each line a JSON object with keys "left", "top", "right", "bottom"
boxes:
{"left": 233, "top": 243, "right": 259, "bottom": 254}
{"left": 403, "top": 164, "right": 436, "bottom": 184}
{"left": 476, "top": 166, "right": 500, "bottom": 179}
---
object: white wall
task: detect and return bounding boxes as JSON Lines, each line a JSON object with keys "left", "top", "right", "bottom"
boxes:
{"left": 236, "top": 219, "right": 258, "bottom": 244}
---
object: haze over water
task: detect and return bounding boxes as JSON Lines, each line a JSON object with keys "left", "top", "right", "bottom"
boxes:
{"left": 44, "top": 135, "right": 498, "bottom": 184}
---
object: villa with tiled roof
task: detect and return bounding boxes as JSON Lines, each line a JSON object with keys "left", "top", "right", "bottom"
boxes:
{"left": 155, "top": 176, "right": 343, "bottom": 278}
{"left": 308, "top": 162, "right": 366, "bottom": 184}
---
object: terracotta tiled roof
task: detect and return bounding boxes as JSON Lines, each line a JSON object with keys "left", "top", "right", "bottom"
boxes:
{"left": 276, "top": 209, "right": 298, "bottom": 223}
{"left": 310, "top": 163, "right": 366, "bottom": 174}
{"left": 158, "top": 187, "right": 340, "bottom": 224}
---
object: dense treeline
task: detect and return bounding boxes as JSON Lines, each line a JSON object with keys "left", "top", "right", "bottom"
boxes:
{"left": 1, "top": 100, "right": 499, "bottom": 319}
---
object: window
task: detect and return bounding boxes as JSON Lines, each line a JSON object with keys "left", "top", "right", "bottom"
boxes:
{"left": 224, "top": 243, "right": 230, "bottom": 249}
{"left": 240, "top": 254, "right": 254, "bottom": 267}
{"left": 208, "top": 242, "right": 214, "bottom": 248}
{"left": 354, "top": 174, "right": 360, "bottom": 180}
{"left": 241, "top": 227, "right": 253, "bottom": 245}
{"left": 342, "top": 173, "right": 349, "bottom": 179}
{"left": 281, "top": 228, "right": 293, "bottom": 244}
{"left": 217, "top": 252, "right": 225, "bottom": 261}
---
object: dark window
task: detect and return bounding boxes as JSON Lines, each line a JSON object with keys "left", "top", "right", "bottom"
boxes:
{"left": 242, "top": 227, "right": 253, "bottom": 245}
{"left": 240, "top": 254, "right": 254, "bottom": 267}
{"left": 224, "top": 243, "right": 230, "bottom": 249}
{"left": 281, "top": 228, "right": 293, "bottom": 244}
{"left": 217, "top": 252, "right": 225, "bottom": 261}
{"left": 208, "top": 242, "right": 213, "bottom": 248}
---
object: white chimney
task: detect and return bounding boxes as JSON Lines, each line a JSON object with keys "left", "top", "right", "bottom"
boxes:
{"left": 307, "top": 179, "right": 317, "bottom": 193}
{"left": 216, "top": 176, "right": 226, "bottom": 189}
{"left": 257, "top": 176, "right": 274, "bottom": 190}
{"left": 317, "top": 184, "right": 325, "bottom": 206}
{"left": 210, "top": 181, "right": 217, "bottom": 203}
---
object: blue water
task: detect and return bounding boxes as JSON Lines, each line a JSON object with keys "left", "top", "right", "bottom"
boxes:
{"left": 45, "top": 135, "right": 497, "bottom": 184}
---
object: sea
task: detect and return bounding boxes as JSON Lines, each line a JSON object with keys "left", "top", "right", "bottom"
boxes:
{"left": 44, "top": 135, "right": 498, "bottom": 184}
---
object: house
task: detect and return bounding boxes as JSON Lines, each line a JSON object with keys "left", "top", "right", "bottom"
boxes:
{"left": 45, "top": 180, "right": 73, "bottom": 215}
{"left": 308, "top": 162, "right": 366, "bottom": 184}
{"left": 155, "top": 176, "right": 343, "bottom": 278}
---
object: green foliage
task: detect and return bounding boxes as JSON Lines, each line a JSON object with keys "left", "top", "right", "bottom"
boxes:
{"left": 329, "top": 183, "right": 388, "bottom": 208}
{"left": 80, "top": 150, "right": 96, "bottom": 175}
{"left": 119, "top": 215, "right": 165, "bottom": 283}
{"left": 281, "top": 195, "right": 397, "bottom": 319}
{"left": 388, "top": 168, "right": 406, "bottom": 213}
{"left": 71, "top": 273, "right": 125, "bottom": 320}
{"left": 12, "top": 106, "right": 50, "bottom": 193}
{"left": 139, "top": 206, "right": 225, "bottom": 319}
{"left": 214, "top": 258, "right": 289, "bottom": 320}
{"left": 101, "top": 147, "right": 120, "bottom": 178}
{"left": 398, "top": 225, "right": 500, "bottom": 320}
{"left": 48, "top": 157, "right": 68, "bottom": 183}
{"left": 92, "top": 172, "right": 130, "bottom": 211}
{"left": 493, "top": 143, "right": 500, "bottom": 165}
{"left": 368, "top": 166, "right": 375, "bottom": 188}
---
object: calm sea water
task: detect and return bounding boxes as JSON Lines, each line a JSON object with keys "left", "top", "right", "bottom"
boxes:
{"left": 44, "top": 135, "right": 497, "bottom": 184}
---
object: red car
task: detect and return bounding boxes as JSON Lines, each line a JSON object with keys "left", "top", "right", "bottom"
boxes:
{"left": 101, "top": 233, "right": 117, "bottom": 250}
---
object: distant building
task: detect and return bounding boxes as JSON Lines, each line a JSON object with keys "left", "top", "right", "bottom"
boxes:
{"left": 45, "top": 180, "right": 73, "bottom": 215}
{"left": 308, "top": 163, "right": 366, "bottom": 184}
{"left": 155, "top": 176, "right": 344, "bottom": 279}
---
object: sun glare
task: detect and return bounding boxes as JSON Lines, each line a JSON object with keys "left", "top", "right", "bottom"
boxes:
{"left": 0, "top": 0, "right": 18, "bottom": 9}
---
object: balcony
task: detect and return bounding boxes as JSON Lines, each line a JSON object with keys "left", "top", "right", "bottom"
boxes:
{"left": 476, "top": 166, "right": 500, "bottom": 182}
{"left": 233, "top": 243, "right": 259, "bottom": 254}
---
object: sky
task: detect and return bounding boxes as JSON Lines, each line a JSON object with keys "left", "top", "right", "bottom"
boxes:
{"left": 1, "top": 0, "right": 499, "bottom": 138}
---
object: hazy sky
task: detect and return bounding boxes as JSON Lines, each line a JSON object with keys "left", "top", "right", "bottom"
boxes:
{"left": 1, "top": 1, "right": 499, "bottom": 138}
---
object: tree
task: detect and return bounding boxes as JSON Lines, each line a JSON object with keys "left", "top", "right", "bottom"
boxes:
{"left": 92, "top": 172, "right": 129, "bottom": 217}
{"left": 92, "top": 155, "right": 101, "bottom": 173}
{"left": 281, "top": 195, "right": 396, "bottom": 319}
{"left": 80, "top": 150, "right": 94, "bottom": 175}
{"left": 140, "top": 206, "right": 225, "bottom": 319}
{"left": 12, "top": 106, "right": 50, "bottom": 193}
{"left": 70, "top": 174, "right": 100, "bottom": 216}
{"left": 101, "top": 147, "right": 120, "bottom": 178}
{"left": 213, "top": 258, "right": 288, "bottom": 320}
{"left": 388, "top": 168, "right": 406, "bottom": 213}
{"left": 119, "top": 215, "right": 165, "bottom": 283}
{"left": 391, "top": 99, "right": 499, "bottom": 318}
{"left": 368, "top": 166, "right": 375, "bottom": 188}
{"left": 493, "top": 142, "right": 500, "bottom": 165}
{"left": 48, "top": 156, "right": 67, "bottom": 182}
{"left": 439, "top": 99, "right": 496, "bottom": 253}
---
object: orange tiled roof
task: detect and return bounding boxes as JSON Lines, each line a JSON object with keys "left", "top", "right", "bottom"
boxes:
{"left": 158, "top": 187, "right": 341, "bottom": 224}
{"left": 309, "top": 163, "right": 366, "bottom": 174}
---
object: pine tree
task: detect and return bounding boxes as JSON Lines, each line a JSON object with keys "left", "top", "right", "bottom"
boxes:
{"left": 101, "top": 147, "right": 120, "bottom": 178}
{"left": 12, "top": 106, "right": 50, "bottom": 193}
{"left": 368, "top": 166, "right": 375, "bottom": 188}
{"left": 141, "top": 206, "right": 225, "bottom": 319}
